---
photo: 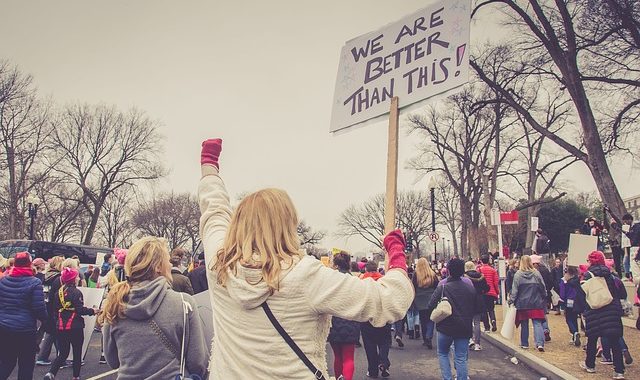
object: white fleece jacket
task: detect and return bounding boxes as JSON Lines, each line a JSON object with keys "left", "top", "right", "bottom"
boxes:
{"left": 198, "top": 166, "right": 414, "bottom": 379}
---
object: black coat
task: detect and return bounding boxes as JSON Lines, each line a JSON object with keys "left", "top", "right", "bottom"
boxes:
{"left": 505, "top": 268, "right": 516, "bottom": 295}
{"left": 188, "top": 266, "right": 208, "bottom": 294}
{"left": 327, "top": 270, "right": 361, "bottom": 344}
{"left": 42, "top": 271, "right": 61, "bottom": 333}
{"left": 52, "top": 284, "right": 94, "bottom": 331}
{"left": 538, "top": 265, "right": 553, "bottom": 299}
{"left": 465, "top": 270, "right": 489, "bottom": 314}
{"left": 426, "top": 277, "right": 477, "bottom": 339}
{"left": 550, "top": 266, "right": 563, "bottom": 292}
{"left": 582, "top": 265, "right": 624, "bottom": 338}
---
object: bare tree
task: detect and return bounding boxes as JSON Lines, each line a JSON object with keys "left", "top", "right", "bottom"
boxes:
{"left": 297, "top": 220, "right": 326, "bottom": 247}
{"left": 0, "top": 61, "right": 54, "bottom": 239}
{"left": 336, "top": 191, "right": 432, "bottom": 258}
{"left": 132, "top": 192, "right": 200, "bottom": 252}
{"left": 97, "top": 187, "right": 135, "bottom": 248}
{"left": 471, "top": 0, "right": 640, "bottom": 217}
{"left": 33, "top": 179, "right": 85, "bottom": 242}
{"left": 53, "top": 104, "right": 165, "bottom": 244}
{"left": 432, "top": 177, "right": 461, "bottom": 257}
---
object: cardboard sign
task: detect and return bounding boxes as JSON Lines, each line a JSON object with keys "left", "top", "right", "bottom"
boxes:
{"left": 531, "top": 217, "right": 539, "bottom": 232}
{"left": 320, "top": 256, "right": 331, "bottom": 267}
{"left": 567, "top": 233, "right": 598, "bottom": 266}
{"left": 71, "top": 287, "right": 105, "bottom": 360}
{"left": 330, "top": 0, "right": 471, "bottom": 132}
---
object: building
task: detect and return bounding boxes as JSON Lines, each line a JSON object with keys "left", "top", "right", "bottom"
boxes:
{"left": 624, "top": 194, "right": 640, "bottom": 220}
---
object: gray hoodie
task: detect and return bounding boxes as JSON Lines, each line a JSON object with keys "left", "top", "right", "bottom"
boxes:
{"left": 102, "top": 277, "right": 209, "bottom": 380}
{"left": 510, "top": 270, "right": 547, "bottom": 310}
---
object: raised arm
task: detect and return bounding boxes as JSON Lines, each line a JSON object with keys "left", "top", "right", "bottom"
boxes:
{"left": 198, "top": 139, "right": 232, "bottom": 268}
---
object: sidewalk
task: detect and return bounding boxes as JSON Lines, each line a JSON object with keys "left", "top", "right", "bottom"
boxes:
{"left": 488, "top": 305, "right": 640, "bottom": 379}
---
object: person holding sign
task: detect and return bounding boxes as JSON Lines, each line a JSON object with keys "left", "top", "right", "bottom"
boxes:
{"left": 198, "top": 139, "right": 413, "bottom": 379}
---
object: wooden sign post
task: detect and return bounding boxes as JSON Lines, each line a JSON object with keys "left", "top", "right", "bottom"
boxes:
{"left": 384, "top": 97, "right": 400, "bottom": 234}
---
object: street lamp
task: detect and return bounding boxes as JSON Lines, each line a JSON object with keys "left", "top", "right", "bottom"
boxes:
{"left": 428, "top": 176, "right": 437, "bottom": 261}
{"left": 26, "top": 194, "right": 40, "bottom": 240}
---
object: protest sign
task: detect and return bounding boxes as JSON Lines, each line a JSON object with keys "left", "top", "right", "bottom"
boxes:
{"left": 71, "top": 287, "right": 104, "bottom": 360}
{"left": 567, "top": 233, "right": 598, "bottom": 266}
{"left": 330, "top": 0, "right": 470, "bottom": 133}
{"left": 531, "top": 217, "right": 539, "bottom": 232}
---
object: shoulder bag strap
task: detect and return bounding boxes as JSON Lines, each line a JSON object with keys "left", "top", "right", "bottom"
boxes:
{"left": 261, "top": 302, "right": 325, "bottom": 380}
{"left": 179, "top": 293, "right": 192, "bottom": 378}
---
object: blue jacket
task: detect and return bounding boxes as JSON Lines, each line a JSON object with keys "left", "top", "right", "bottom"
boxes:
{"left": 0, "top": 275, "right": 48, "bottom": 332}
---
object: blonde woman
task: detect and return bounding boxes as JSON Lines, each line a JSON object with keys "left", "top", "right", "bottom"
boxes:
{"left": 199, "top": 139, "right": 413, "bottom": 379}
{"left": 413, "top": 258, "right": 439, "bottom": 349}
{"left": 510, "top": 255, "right": 547, "bottom": 352}
{"left": 101, "top": 237, "right": 208, "bottom": 379}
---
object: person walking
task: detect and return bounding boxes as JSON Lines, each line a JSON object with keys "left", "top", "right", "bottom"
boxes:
{"left": 559, "top": 266, "right": 585, "bottom": 346}
{"left": 170, "top": 251, "right": 195, "bottom": 294}
{"left": 510, "top": 255, "right": 547, "bottom": 352}
{"left": 465, "top": 261, "right": 489, "bottom": 351}
{"left": 327, "top": 252, "right": 360, "bottom": 380}
{"left": 0, "top": 252, "right": 48, "bottom": 380}
{"left": 36, "top": 256, "right": 65, "bottom": 366}
{"left": 531, "top": 254, "right": 553, "bottom": 341}
{"left": 198, "top": 138, "right": 413, "bottom": 379}
{"left": 413, "top": 258, "right": 438, "bottom": 349}
{"left": 579, "top": 251, "right": 626, "bottom": 379}
{"left": 427, "top": 258, "right": 476, "bottom": 380}
{"left": 188, "top": 253, "right": 208, "bottom": 294}
{"left": 44, "top": 268, "right": 97, "bottom": 380}
{"left": 505, "top": 258, "right": 519, "bottom": 297}
{"left": 478, "top": 254, "right": 499, "bottom": 332}
{"left": 102, "top": 236, "right": 209, "bottom": 379}
{"left": 550, "top": 258, "right": 564, "bottom": 314}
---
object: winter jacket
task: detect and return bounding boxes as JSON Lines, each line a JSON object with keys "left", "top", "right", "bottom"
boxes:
{"left": 102, "top": 277, "right": 209, "bottom": 380}
{"left": 42, "top": 270, "right": 61, "bottom": 333}
{"left": 582, "top": 265, "right": 624, "bottom": 338}
{"left": 478, "top": 264, "right": 499, "bottom": 299}
{"left": 559, "top": 276, "right": 586, "bottom": 314}
{"left": 198, "top": 166, "right": 413, "bottom": 380}
{"left": 510, "top": 270, "right": 546, "bottom": 311}
{"left": 52, "top": 283, "right": 95, "bottom": 331}
{"left": 538, "top": 265, "right": 554, "bottom": 300}
{"left": 0, "top": 274, "right": 48, "bottom": 333}
{"left": 505, "top": 268, "right": 517, "bottom": 295}
{"left": 412, "top": 275, "right": 438, "bottom": 311}
{"left": 188, "top": 265, "right": 208, "bottom": 294}
{"left": 534, "top": 234, "right": 550, "bottom": 254}
{"left": 171, "top": 268, "right": 194, "bottom": 295}
{"left": 550, "top": 266, "right": 563, "bottom": 293}
{"left": 465, "top": 270, "right": 489, "bottom": 314}
{"left": 425, "top": 276, "right": 477, "bottom": 339}
{"left": 327, "top": 270, "right": 361, "bottom": 344}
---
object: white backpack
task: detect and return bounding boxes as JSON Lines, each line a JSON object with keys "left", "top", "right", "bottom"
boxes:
{"left": 581, "top": 271, "right": 613, "bottom": 309}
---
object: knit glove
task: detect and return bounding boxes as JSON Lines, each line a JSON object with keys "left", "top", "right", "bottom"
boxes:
{"left": 383, "top": 229, "right": 407, "bottom": 271}
{"left": 201, "top": 139, "right": 223, "bottom": 169}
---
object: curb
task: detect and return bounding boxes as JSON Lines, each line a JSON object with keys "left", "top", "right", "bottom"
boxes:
{"left": 482, "top": 332, "right": 580, "bottom": 380}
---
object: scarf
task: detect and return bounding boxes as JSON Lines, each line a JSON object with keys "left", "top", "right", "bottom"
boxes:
{"left": 10, "top": 266, "right": 34, "bottom": 277}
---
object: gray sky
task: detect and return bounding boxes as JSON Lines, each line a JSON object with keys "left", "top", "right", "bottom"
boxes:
{"left": 1, "top": 0, "right": 637, "bottom": 255}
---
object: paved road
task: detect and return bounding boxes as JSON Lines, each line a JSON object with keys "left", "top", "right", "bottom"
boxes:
{"left": 16, "top": 331, "right": 542, "bottom": 379}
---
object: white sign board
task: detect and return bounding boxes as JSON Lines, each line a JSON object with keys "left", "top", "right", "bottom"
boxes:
{"left": 330, "top": 0, "right": 471, "bottom": 132}
{"left": 567, "top": 233, "right": 598, "bottom": 266}
{"left": 531, "top": 217, "right": 539, "bottom": 232}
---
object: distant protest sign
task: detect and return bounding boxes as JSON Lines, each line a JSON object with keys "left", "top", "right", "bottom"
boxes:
{"left": 330, "top": 0, "right": 471, "bottom": 132}
{"left": 567, "top": 233, "right": 598, "bottom": 266}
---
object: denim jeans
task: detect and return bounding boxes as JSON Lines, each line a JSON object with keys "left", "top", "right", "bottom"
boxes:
{"left": 472, "top": 314, "right": 482, "bottom": 344}
{"left": 393, "top": 317, "right": 406, "bottom": 338}
{"left": 37, "top": 332, "right": 59, "bottom": 361}
{"left": 407, "top": 308, "right": 419, "bottom": 331}
{"left": 565, "top": 308, "right": 579, "bottom": 335}
{"left": 542, "top": 306, "right": 550, "bottom": 333}
{"left": 418, "top": 309, "right": 435, "bottom": 342}
{"left": 624, "top": 248, "right": 631, "bottom": 277}
{"left": 520, "top": 319, "right": 544, "bottom": 348}
{"left": 437, "top": 332, "right": 469, "bottom": 380}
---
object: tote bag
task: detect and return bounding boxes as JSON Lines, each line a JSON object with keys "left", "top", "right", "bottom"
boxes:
{"left": 500, "top": 305, "right": 517, "bottom": 340}
{"left": 430, "top": 284, "right": 452, "bottom": 323}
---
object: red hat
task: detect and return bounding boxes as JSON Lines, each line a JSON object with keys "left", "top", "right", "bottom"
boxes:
{"left": 61, "top": 267, "right": 79, "bottom": 284}
{"left": 14, "top": 252, "right": 32, "bottom": 268}
{"left": 588, "top": 251, "right": 606, "bottom": 266}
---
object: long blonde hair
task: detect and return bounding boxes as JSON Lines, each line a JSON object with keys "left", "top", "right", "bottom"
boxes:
{"left": 49, "top": 256, "right": 64, "bottom": 271}
{"left": 519, "top": 255, "right": 535, "bottom": 272}
{"left": 415, "top": 257, "right": 437, "bottom": 287}
{"left": 103, "top": 237, "right": 172, "bottom": 324}
{"left": 213, "top": 188, "right": 302, "bottom": 294}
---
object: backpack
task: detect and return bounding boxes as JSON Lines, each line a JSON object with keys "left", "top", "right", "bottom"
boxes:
{"left": 581, "top": 271, "right": 613, "bottom": 309}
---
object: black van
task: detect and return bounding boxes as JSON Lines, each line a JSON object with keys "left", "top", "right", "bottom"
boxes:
{"left": 0, "top": 240, "right": 113, "bottom": 264}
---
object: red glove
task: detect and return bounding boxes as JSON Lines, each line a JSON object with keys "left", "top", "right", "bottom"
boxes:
{"left": 201, "top": 139, "right": 222, "bottom": 169}
{"left": 383, "top": 229, "right": 407, "bottom": 271}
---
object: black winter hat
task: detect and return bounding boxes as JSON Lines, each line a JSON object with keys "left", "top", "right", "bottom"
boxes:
{"left": 447, "top": 258, "right": 465, "bottom": 278}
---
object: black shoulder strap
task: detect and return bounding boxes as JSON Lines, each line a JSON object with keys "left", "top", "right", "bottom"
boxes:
{"left": 261, "top": 302, "right": 325, "bottom": 380}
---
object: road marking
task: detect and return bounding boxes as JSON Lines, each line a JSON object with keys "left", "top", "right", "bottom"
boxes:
{"left": 86, "top": 369, "right": 118, "bottom": 380}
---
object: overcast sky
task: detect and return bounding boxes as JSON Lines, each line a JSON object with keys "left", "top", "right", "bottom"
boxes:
{"left": 1, "top": 0, "right": 637, "bottom": 255}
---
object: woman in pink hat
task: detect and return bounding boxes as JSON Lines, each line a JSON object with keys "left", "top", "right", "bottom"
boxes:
{"left": 44, "top": 267, "right": 97, "bottom": 380}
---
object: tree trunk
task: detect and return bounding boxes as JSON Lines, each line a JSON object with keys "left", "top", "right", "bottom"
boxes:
{"left": 482, "top": 174, "right": 498, "bottom": 252}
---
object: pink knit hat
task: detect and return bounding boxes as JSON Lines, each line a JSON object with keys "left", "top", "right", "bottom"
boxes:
{"left": 61, "top": 267, "right": 78, "bottom": 284}
{"left": 114, "top": 248, "right": 128, "bottom": 266}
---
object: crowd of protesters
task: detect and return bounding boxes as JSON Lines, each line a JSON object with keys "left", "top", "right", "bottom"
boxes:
{"left": 1, "top": 138, "right": 638, "bottom": 380}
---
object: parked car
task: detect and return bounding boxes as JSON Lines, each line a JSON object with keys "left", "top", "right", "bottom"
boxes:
{"left": 0, "top": 240, "right": 113, "bottom": 265}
